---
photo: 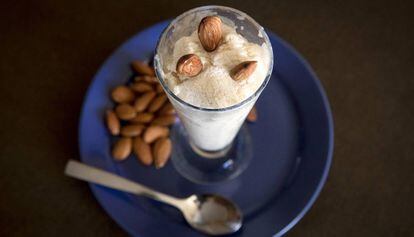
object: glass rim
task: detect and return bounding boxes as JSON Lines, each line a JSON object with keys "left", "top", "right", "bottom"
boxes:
{"left": 154, "top": 5, "right": 274, "bottom": 112}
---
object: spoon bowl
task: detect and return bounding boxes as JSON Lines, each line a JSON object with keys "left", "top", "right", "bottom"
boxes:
{"left": 180, "top": 194, "right": 242, "bottom": 235}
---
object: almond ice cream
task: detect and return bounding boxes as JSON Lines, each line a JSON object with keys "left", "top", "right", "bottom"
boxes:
{"left": 155, "top": 14, "right": 273, "bottom": 153}
{"left": 164, "top": 23, "right": 271, "bottom": 109}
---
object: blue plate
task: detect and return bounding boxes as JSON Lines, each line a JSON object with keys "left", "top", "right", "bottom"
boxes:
{"left": 79, "top": 21, "right": 334, "bottom": 236}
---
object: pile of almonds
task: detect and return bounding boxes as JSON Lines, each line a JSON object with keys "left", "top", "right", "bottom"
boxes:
{"left": 176, "top": 16, "right": 257, "bottom": 81}
{"left": 105, "top": 60, "right": 175, "bottom": 169}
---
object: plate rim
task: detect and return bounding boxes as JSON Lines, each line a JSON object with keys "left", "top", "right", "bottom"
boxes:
{"left": 78, "top": 21, "right": 334, "bottom": 237}
{"left": 265, "top": 31, "right": 334, "bottom": 236}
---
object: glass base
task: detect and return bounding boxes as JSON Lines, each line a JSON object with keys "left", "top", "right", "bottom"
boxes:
{"left": 170, "top": 123, "right": 252, "bottom": 184}
{"left": 189, "top": 141, "right": 233, "bottom": 159}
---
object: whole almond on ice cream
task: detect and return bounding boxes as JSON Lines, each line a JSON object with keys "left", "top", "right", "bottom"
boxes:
{"left": 198, "top": 16, "right": 222, "bottom": 52}
{"left": 176, "top": 54, "right": 203, "bottom": 77}
{"left": 133, "top": 137, "right": 153, "bottom": 165}
{"left": 153, "top": 138, "right": 172, "bottom": 169}
{"left": 231, "top": 61, "right": 258, "bottom": 81}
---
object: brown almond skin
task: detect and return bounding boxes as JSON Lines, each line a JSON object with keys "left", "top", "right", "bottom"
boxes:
{"left": 130, "top": 112, "right": 154, "bottom": 123}
{"left": 247, "top": 106, "right": 257, "bottom": 122}
{"left": 143, "top": 126, "right": 169, "bottom": 143}
{"left": 131, "top": 60, "right": 155, "bottom": 76}
{"left": 231, "top": 61, "right": 258, "bottom": 81}
{"left": 159, "top": 103, "right": 175, "bottom": 115}
{"left": 130, "top": 82, "right": 153, "bottom": 93}
{"left": 151, "top": 115, "right": 176, "bottom": 126}
{"left": 111, "top": 86, "right": 135, "bottom": 103}
{"left": 134, "top": 91, "right": 156, "bottom": 112}
{"left": 176, "top": 54, "right": 203, "bottom": 77}
{"left": 115, "top": 104, "right": 137, "bottom": 120}
{"left": 153, "top": 138, "right": 172, "bottom": 169}
{"left": 120, "top": 124, "right": 145, "bottom": 137}
{"left": 198, "top": 16, "right": 222, "bottom": 52}
{"left": 155, "top": 83, "right": 164, "bottom": 94}
{"left": 105, "top": 110, "right": 120, "bottom": 135}
{"left": 135, "top": 75, "right": 158, "bottom": 84}
{"left": 112, "top": 137, "right": 132, "bottom": 161}
{"left": 148, "top": 94, "right": 167, "bottom": 113}
{"left": 133, "top": 137, "right": 153, "bottom": 165}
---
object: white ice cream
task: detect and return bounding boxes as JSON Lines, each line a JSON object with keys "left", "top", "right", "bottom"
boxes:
{"left": 161, "top": 21, "right": 271, "bottom": 152}
{"left": 164, "top": 24, "right": 271, "bottom": 108}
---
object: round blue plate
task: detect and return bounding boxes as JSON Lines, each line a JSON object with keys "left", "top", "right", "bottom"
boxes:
{"left": 79, "top": 21, "right": 334, "bottom": 236}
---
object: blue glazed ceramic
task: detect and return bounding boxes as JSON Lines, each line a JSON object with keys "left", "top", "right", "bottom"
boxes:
{"left": 79, "top": 21, "right": 334, "bottom": 236}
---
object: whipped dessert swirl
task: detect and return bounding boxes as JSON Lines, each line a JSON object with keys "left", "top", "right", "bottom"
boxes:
{"left": 164, "top": 19, "right": 271, "bottom": 109}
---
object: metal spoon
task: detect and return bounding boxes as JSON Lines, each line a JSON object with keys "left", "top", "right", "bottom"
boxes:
{"left": 64, "top": 160, "right": 242, "bottom": 235}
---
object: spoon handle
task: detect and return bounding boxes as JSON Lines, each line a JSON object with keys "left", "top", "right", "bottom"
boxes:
{"left": 64, "top": 160, "right": 182, "bottom": 207}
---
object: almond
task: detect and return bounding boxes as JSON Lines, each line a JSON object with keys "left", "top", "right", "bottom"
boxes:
{"left": 176, "top": 54, "right": 203, "bottom": 77}
{"left": 105, "top": 110, "right": 120, "bottom": 135}
{"left": 135, "top": 75, "right": 158, "bottom": 84}
{"left": 159, "top": 103, "right": 175, "bottom": 115}
{"left": 120, "top": 124, "right": 145, "bottom": 137}
{"left": 155, "top": 83, "right": 164, "bottom": 94}
{"left": 131, "top": 60, "right": 155, "bottom": 76}
{"left": 112, "top": 137, "right": 132, "bottom": 161}
{"left": 130, "top": 82, "right": 153, "bottom": 93}
{"left": 134, "top": 91, "right": 156, "bottom": 112}
{"left": 148, "top": 94, "right": 167, "bottom": 113}
{"left": 111, "top": 86, "right": 135, "bottom": 103}
{"left": 153, "top": 138, "right": 172, "bottom": 169}
{"left": 130, "top": 112, "right": 154, "bottom": 123}
{"left": 231, "top": 61, "right": 258, "bottom": 81}
{"left": 247, "top": 106, "right": 257, "bottom": 122}
{"left": 143, "top": 126, "right": 169, "bottom": 143}
{"left": 198, "top": 16, "right": 222, "bottom": 52}
{"left": 151, "top": 114, "right": 176, "bottom": 126}
{"left": 115, "top": 104, "right": 137, "bottom": 120}
{"left": 133, "top": 137, "right": 153, "bottom": 165}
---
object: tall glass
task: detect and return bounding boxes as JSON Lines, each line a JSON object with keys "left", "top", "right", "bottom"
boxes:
{"left": 154, "top": 6, "right": 273, "bottom": 183}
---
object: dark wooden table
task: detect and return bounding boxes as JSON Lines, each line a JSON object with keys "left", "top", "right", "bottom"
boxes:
{"left": 1, "top": 0, "right": 413, "bottom": 236}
